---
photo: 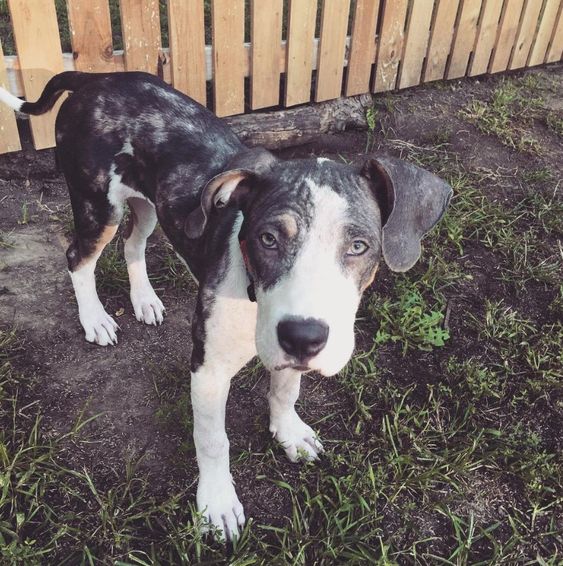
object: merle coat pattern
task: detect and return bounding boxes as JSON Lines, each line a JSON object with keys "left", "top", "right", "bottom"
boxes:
{"left": 0, "top": 72, "right": 452, "bottom": 540}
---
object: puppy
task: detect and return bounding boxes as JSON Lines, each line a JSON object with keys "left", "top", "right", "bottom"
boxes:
{"left": 0, "top": 72, "right": 452, "bottom": 539}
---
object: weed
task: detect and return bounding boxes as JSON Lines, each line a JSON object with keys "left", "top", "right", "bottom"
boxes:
{"left": 0, "top": 230, "right": 14, "bottom": 249}
{"left": 446, "top": 357, "right": 502, "bottom": 400}
{"left": 460, "top": 80, "right": 543, "bottom": 153}
{"left": 365, "top": 105, "right": 378, "bottom": 152}
{"left": 17, "top": 202, "right": 29, "bottom": 225}
{"left": 369, "top": 279, "right": 449, "bottom": 353}
{"left": 520, "top": 167, "right": 555, "bottom": 186}
{"left": 96, "top": 238, "right": 129, "bottom": 293}
{"left": 152, "top": 243, "right": 198, "bottom": 291}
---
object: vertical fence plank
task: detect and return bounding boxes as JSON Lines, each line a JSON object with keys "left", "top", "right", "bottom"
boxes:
{"left": 251, "top": 0, "right": 283, "bottom": 109}
{"left": 489, "top": 0, "right": 526, "bottom": 73}
{"left": 469, "top": 0, "right": 504, "bottom": 76}
{"left": 346, "top": 0, "right": 380, "bottom": 96}
{"left": 167, "top": 0, "right": 206, "bottom": 104}
{"left": 66, "top": 0, "right": 115, "bottom": 72}
{"left": 373, "top": 0, "right": 409, "bottom": 92}
{"left": 285, "top": 0, "right": 317, "bottom": 107}
{"left": 316, "top": 0, "right": 351, "bottom": 102}
{"left": 119, "top": 0, "right": 161, "bottom": 73}
{"left": 528, "top": 0, "right": 561, "bottom": 65}
{"left": 212, "top": 0, "right": 245, "bottom": 116}
{"left": 545, "top": 1, "right": 563, "bottom": 61}
{"left": 399, "top": 0, "right": 434, "bottom": 89}
{"left": 447, "top": 0, "right": 483, "bottom": 79}
{"left": 509, "top": 0, "right": 543, "bottom": 69}
{"left": 0, "top": 40, "right": 21, "bottom": 154}
{"left": 8, "top": 0, "right": 64, "bottom": 150}
{"left": 424, "top": 0, "right": 461, "bottom": 82}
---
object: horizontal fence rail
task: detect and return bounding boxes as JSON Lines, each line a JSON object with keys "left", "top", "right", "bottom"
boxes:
{"left": 0, "top": 0, "right": 562, "bottom": 153}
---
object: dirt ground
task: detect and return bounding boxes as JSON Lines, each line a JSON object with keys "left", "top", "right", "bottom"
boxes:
{"left": 0, "top": 64, "right": 561, "bottom": 564}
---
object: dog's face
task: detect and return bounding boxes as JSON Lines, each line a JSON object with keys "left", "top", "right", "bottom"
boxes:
{"left": 242, "top": 160, "right": 382, "bottom": 376}
{"left": 186, "top": 150, "right": 452, "bottom": 376}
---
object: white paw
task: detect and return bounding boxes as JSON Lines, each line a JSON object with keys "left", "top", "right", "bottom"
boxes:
{"left": 79, "top": 301, "right": 119, "bottom": 346}
{"left": 197, "top": 477, "right": 245, "bottom": 541}
{"left": 270, "top": 411, "right": 324, "bottom": 462}
{"left": 131, "top": 286, "right": 165, "bottom": 326}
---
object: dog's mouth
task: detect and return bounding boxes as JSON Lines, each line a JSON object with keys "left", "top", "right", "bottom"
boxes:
{"left": 273, "top": 363, "right": 312, "bottom": 373}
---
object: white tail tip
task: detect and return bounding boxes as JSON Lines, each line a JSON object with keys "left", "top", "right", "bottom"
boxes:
{"left": 0, "top": 87, "right": 24, "bottom": 111}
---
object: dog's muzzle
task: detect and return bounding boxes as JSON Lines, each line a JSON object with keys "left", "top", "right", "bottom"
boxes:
{"left": 277, "top": 317, "right": 329, "bottom": 365}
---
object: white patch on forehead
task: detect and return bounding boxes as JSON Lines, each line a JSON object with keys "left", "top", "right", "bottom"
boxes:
{"left": 255, "top": 179, "right": 360, "bottom": 377}
{"left": 305, "top": 178, "right": 348, "bottom": 229}
{"left": 317, "top": 157, "right": 331, "bottom": 164}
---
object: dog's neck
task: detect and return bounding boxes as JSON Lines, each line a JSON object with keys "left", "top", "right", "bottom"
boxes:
{"left": 238, "top": 239, "right": 256, "bottom": 302}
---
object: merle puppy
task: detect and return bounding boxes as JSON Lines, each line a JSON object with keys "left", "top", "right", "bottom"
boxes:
{"left": 0, "top": 72, "right": 451, "bottom": 540}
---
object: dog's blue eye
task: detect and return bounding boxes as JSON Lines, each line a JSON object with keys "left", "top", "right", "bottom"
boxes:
{"left": 347, "top": 240, "right": 368, "bottom": 256}
{"left": 260, "top": 232, "right": 277, "bottom": 249}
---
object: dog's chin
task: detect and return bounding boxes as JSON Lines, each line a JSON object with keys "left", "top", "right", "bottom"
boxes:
{"left": 307, "top": 358, "right": 350, "bottom": 377}
{"left": 264, "top": 354, "right": 351, "bottom": 377}
{"left": 259, "top": 337, "right": 354, "bottom": 377}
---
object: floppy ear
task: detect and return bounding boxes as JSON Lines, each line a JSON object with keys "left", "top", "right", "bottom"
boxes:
{"left": 184, "top": 169, "right": 254, "bottom": 239}
{"left": 362, "top": 156, "right": 452, "bottom": 272}
{"left": 185, "top": 147, "right": 277, "bottom": 239}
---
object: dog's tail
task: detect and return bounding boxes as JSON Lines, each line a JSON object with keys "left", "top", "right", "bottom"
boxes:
{"left": 0, "top": 71, "right": 98, "bottom": 115}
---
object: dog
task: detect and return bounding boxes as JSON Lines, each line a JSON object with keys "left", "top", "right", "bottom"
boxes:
{"left": 0, "top": 72, "right": 451, "bottom": 540}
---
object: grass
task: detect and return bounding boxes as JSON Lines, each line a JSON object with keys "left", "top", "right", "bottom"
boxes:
{"left": 459, "top": 78, "right": 550, "bottom": 153}
{"left": 369, "top": 278, "right": 450, "bottom": 353}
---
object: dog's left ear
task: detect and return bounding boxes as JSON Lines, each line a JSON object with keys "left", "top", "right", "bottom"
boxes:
{"left": 185, "top": 148, "right": 277, "bottom": 239}
{"left": 362, "top": 157, "right": 452, "bottom": 272}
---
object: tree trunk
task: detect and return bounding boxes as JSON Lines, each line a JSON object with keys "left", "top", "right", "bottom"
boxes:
{"left": 224, "top": 94, "right": 374, "bottom": 149}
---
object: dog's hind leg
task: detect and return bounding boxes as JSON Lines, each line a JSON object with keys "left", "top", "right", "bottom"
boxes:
{"left": 124, "top": 197, "right": 165, "bottom": 325}
{"left": 268, "top": 369, "right": 324, "bottom": 462}
{"left": 67, "top": 222, "right": 120, "bottom": 346}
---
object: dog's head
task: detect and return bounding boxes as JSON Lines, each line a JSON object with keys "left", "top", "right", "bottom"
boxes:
{"left": 186, "top": 149, "right": 452, "bottom": 376}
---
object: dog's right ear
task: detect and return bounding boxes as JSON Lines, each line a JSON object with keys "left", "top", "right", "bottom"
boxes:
{"left": 184, "top": 169, "right": 255, "bottom": 239}
{"left": 185, "top": 148, "right": 277, "bottom": 239}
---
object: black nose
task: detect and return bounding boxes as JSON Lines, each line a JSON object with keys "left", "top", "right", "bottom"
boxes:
{"left": 277, "top": 318, "right": 329, "bottom": 361}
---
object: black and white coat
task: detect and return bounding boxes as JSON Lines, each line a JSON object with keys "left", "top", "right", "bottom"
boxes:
{"left": 0, "top": 72, "right": 451, "bottom": 540}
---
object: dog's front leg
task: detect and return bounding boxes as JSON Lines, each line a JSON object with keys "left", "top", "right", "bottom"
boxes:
{"left": 191, "top": 367, "right": 244, "bottom": 540}
{"left": 268, "top": 369, "right": 323, "bottom": 462}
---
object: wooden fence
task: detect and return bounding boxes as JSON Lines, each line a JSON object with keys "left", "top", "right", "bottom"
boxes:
{"left": 0, "top": 0, "right": 562, "bottom": 155}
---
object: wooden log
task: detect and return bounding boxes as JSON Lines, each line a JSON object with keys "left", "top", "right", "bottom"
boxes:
{"left": 225, "top": 93, "right": 374, "bottom": 149}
